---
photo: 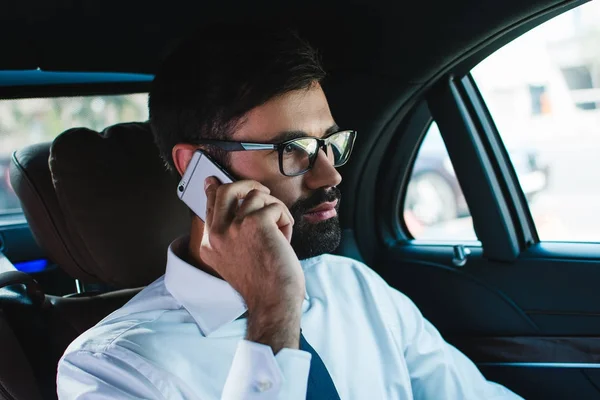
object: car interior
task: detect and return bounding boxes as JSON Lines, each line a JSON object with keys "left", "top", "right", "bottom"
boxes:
{"left": 1, "top": 0, "right": 600, "bottom": 399}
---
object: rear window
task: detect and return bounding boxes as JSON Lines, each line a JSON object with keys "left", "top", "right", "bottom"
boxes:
{"left": 0, "top": 93, "right": 149, "bottom": 216}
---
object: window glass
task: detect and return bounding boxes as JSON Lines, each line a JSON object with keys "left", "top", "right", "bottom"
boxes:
{"left": 0, "top": 94, "right": 149, "bottom": 216}
{"left": 404, "top": 122, "right": 477, "bottom": 240}
{"left": 472, "top": 1, "right": 600, "bottom": 242}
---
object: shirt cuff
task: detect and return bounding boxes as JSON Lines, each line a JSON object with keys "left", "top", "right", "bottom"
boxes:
{"left": 222, "top": 340, "right": 311, "bottom": 400}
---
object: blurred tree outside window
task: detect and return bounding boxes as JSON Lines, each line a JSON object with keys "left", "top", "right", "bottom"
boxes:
{"left": 0, "top": 93, "right": 149, "bottom": 215}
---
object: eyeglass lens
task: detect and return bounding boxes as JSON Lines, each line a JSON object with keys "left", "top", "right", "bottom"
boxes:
{"left": 281, "top": 130, "right": 354, "bottom": 175}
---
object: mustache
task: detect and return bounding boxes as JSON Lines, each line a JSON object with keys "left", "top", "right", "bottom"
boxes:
{"left": 289, "top": 187, "right": 341, "bottom": 216}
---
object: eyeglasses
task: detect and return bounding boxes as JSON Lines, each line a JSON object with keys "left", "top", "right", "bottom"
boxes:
{"left": 193, "top": 130, "right": 357, "bottom": 176}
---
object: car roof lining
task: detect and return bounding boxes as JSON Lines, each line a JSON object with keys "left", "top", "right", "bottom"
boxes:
{"left": 1, "top": 0, "right": 580, "bottom": 100}
{"left": 1, "top": 0, "right": 583, "bottom": 86}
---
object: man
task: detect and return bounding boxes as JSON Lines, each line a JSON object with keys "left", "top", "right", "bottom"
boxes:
{"left": 57, "top": 24, "right": 522, "bottom": 399}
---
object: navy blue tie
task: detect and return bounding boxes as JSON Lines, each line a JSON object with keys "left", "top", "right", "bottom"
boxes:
{"left": 299, "top": 332, "right": 341, "bottom": 400}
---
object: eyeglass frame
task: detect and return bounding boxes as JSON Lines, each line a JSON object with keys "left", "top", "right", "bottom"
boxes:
{"left": 190, "top": 129, "right": 357, "bottom": 176}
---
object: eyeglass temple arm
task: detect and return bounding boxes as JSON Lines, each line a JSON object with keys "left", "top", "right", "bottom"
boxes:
{"left": 194, "top": 141, "right": 276, "bottom": 151}
{"left": 240, "top": 143, "right": 278, "bottom": 151}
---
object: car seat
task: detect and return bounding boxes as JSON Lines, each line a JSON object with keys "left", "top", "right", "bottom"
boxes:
{"left": 1, "top": 122, "right": 190, "bottom": 399}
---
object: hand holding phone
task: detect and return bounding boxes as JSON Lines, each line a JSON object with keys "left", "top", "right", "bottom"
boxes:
{"left": 202, "top": 177, "right": 304, "bottom": 352}
{"left": 178, "top": 150, "right": 304, "bottom": 353}
{"left": 177, "top": 150, "right": 235, "bottom": 221}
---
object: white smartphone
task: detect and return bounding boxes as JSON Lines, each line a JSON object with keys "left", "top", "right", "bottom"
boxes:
{"left": 177, "top": 150, "right": 235, "bottom": 221}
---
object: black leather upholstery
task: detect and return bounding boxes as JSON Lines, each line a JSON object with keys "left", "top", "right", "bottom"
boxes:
{"left": 0, "top": 309, "right": 43, "bottom": 400}
{"left": 2, "top": 122, "right": 187, "bottom": 399}
{"left": 10, "top": 122, "right": 190, "bottom": 288}
{"left": 0, "top": 274, "right": 141, "bottom": 399}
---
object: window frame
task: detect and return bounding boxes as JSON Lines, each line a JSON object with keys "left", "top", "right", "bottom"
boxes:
{"left": 427, "top": 76, "right": 520, "bottom": 261}
{"left": 401, "top": 118, "right": 478, "bottom": 242}
{"left": 381, "top": 76, "right": 536, "bottom": 262}
{"left": 385, "top": 0, "right": 597, "bottom": 262}
{"left": 460, "top": 73, "right": 538, "bottom": 246}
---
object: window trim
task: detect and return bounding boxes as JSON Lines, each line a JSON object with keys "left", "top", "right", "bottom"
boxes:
{"left": 401, "top": 119, "right": 480, "bottom": 243}
{"left": 378, "top": 101, "right": 485, "bottom": 248}
{"left": 375, "top": 1, "right": 590, "bottom": 254}
{"left": 425, "top": 75, "right": 520, "bottom": 262}
{"left": 379, "top": 0, "right": 591, "bottom": 258}
{"left": 390, "top": 0, "right": 598, "bottom": 255}
{"left": 461, "top": 73, "right": 538, "bottom": 247}
{"left": 377, "top": 102, "right": 433, "bottom": 244}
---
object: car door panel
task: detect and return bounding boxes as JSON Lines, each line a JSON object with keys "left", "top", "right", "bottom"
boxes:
{"left": 480, "top": 366, "right": 600, "bottom": 400}
{"left": 377, "top": 246, "right": 600, "bottom": 399}
{"left": 365, "top": 41, "right": 600, "bottom": 396}
{"left": 383, "top": 244, "right": 600, "bottom": 334}
{"left": 379, "top": 246, "right": 539, "bottom": 335}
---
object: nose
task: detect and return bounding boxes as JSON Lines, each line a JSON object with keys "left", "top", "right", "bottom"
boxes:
{"left": 304, "top": 148, "right": 342, "bottom": 189}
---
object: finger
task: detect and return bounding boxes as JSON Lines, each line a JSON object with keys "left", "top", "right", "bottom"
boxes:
{"left": 235, "top": 190, "right": 268, "bottom": 218}
{"left": 261, "top": 203, "right": 294, "bottom": 242}
{"left": 247, "top": 203, "right": 295, "bottom": 242}
{"left": 235, "top": 190, "right": 293, "bottom": 223}
{"left": 236, "top": 190, "right": 283, "bottom": 219}
{"left": 204, "top": 176, "right": 220, "bottom": 228}
{"left": 212, "top": 180, "right": 270, "bottom": 232}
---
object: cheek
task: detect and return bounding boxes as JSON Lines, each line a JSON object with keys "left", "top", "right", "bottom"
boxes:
{"left": 229, "top": 152, "right": 274, "bottom": 180}
{"left": 229, "top": 153, "right": 303, "bottom": 207}
{"left": 267, "top": 179, "right": 303, "bottom": 208}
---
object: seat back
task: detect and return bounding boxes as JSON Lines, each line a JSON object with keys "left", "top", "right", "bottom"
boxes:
{"left": 0, "top": 311, "right": 43, "bottom": 400}
{"left": 0, "top": 271, "right": 141, "bottom": 399}
{"left": 0, "top": 274, "right": 43, "bottom": 400}
{"left": 9, "top": 122, "right": 190, "bottom": 288}
{"left": 2, "top": 121, "right": 189, "bottom": 399}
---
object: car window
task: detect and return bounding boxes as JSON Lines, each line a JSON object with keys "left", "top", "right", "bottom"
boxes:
{"left": 472, "top": 1, "right": 600, "bottom": 242}
{"left": 0, "top": 93, "right": 149, "bottom": 216}
{"left": 403, "top": 121, "right": 477, "bottom": 240}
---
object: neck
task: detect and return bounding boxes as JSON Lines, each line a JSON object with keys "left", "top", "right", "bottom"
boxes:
{"left": 187, "top": 217, "right": 221, "bottom": 278}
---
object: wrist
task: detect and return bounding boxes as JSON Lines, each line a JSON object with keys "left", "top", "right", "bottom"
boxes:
{"left": 244, "top": 276, "right": 305, "bottom": 313}
{"left": 246, "top": 299, "right": 302, "bottom": 353}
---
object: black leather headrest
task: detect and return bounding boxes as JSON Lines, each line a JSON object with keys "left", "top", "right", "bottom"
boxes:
{"left": 10, "top": 122, "right": 190, "bottom": 288}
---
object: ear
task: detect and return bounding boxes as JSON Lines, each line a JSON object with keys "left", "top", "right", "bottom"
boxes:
{"left": 172, "top": 144, "right": 198, "bottom": 177}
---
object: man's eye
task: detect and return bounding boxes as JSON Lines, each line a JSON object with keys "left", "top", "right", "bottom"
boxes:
{"left": 283, "top": 144, "right": 296, "bottom": 154}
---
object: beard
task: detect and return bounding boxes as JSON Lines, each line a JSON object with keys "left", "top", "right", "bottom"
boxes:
{"left": 288, "top": 187, "right": 342, "bottom": 260}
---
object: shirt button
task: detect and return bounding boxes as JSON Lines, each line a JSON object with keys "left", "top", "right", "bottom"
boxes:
{"left": 254, "top": 379, "right": 273, "bottom": 392}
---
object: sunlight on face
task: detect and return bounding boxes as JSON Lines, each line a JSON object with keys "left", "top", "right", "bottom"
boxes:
{"left": 228, "top": 83, "right": 342, "bottom": 209}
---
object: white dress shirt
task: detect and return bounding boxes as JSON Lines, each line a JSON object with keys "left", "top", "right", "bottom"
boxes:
{"left": 57, "top": 237, "right": 522, "bottom": 400}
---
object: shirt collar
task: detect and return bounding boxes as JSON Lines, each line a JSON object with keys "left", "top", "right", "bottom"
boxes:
{"left": 164, "top": 236, "right": 310, "bottom": 336}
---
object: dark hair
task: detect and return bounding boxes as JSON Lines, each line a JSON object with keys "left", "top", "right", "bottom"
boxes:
{"left": 149, "top": 23, "right": 326, "bottom": 172}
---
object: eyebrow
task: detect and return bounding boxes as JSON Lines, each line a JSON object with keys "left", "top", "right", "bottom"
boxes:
{"left": 269, "top": 124, "right": 341, "bottom": 143}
